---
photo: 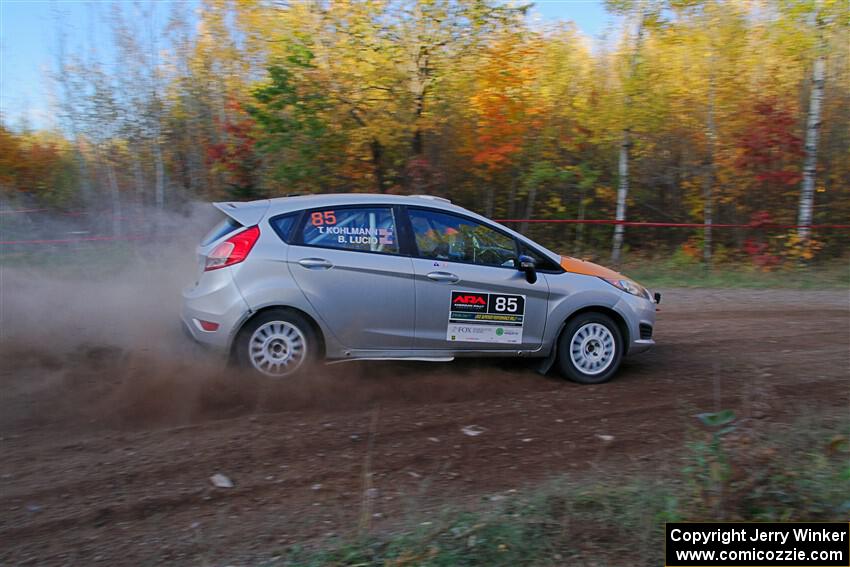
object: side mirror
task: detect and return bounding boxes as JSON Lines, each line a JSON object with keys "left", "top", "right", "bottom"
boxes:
{"left": 518, "top": 254, "right": 537, "bottom": 284}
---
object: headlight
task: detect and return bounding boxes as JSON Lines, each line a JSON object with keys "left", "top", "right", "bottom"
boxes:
{"left": 601, "top": 277, "right": 651, "bottom": 300}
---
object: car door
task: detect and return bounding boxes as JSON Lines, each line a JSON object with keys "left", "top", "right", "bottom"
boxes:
{"left": 405, "top": 207, "right": 550, "bottom": 351}
{"left": 287, "top": 205, "right": 415, "bottom": 350}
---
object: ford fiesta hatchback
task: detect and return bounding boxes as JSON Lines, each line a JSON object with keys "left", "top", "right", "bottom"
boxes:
{"left": 182, "top": 194, "right": 658, "bottom": 384}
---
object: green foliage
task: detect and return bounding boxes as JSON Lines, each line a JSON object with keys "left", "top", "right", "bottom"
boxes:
{"left": 696, "top": 409, "right": 736, "bottom": 429}
{"left": 684, "top": 414, "right": 850, "bottom": 521}
{"left": 521, "top": 161, "right": 573, "bottom": 193}
{"left": 248, "top": 45, "right": 336, "bottom": 192}
{"left": 0, "top": 127, "right": 81, "bottom": 208}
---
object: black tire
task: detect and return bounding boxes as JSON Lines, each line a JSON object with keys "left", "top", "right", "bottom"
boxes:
{"left": 235, "top": 309, "right": 320, "bottom": 378}
{"left": 557, "top": 312, "right": 624, "bottom": 384}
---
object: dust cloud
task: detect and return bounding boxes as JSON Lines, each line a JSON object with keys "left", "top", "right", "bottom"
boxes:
{"left": 0, "top": 204, "right": 242, "bottom": 429}
{"left": 0, "top": 204, "right": 547, "bottom": 431}
{"left": 1, "top": 204, "right": 214, "bottom": 356}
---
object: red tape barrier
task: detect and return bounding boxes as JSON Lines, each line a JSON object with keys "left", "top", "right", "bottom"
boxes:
{"left": 0, "top": 235, "right": 149, "bottom": 245}
{"left": 495, "top": 219, "right": 850, "bottom": 229}
{"left": 2, "top": 209, "right": 141, "bottom": 218}
{"left": 0, "top": 208, "right": 51, "bottom": 215}
{"left": 2, "top": 207, "right": 846, "bottom": 229}
{"left": 1, "top": 215, "right": 847, "bottom": 246}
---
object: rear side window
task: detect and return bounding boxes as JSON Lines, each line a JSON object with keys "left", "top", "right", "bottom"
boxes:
{"left": 299, "top": 207, "right": 398, "bottom": 254}
{"left": 201, "top": 216, "right": 241, "bottom": 246}
{"left": 269, "top": 213, "right": 298, "bottom": 243}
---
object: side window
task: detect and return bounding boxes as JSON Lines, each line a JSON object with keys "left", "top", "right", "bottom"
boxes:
{"left": 299, "top": 207, "right": 398, "bottom": 254}
{"left": 519, "top": 243, "right": 562, "bottom": 272}
{"left": 269, "top": 213, "right": 298, "bottom": 243}
{"left": 408, "top": 209, "right": 518, "bottom": 268}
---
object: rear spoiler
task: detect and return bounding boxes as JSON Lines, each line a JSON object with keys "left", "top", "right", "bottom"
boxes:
{"left": 212, "top": 200, "right": 271, "bottom": 227}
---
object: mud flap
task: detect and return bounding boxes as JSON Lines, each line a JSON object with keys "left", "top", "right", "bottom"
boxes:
{"left": 535, "top": 320, "right": 566, "bottom": 375}
{"left": 535, "top": 349, "right": 557, "bottom": 375}
{"left": 536, "top": 338, "right": 563, "bottom": 376}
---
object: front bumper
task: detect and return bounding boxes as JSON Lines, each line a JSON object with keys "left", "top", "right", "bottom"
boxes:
{"left": 614, "top": 292, "right": 657, "bottom": 355}
{"left": 629, "top": 338, "right": 655, "bottom": 355}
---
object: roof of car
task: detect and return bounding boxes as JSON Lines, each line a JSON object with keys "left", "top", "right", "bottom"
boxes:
{"left": 266, "top": 193, "right": 466, "bottom": 213}
{"left": 214, "top": 193, "right": 479, "bottom": 226}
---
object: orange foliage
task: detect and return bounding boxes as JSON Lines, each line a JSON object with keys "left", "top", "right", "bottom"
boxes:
{"left": 464, "top": 35, "right": 543, "bottom": 176}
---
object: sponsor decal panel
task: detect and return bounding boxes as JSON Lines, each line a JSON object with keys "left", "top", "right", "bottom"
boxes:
{"left": 447, "top": 291, "right": 525, "bottom": 344}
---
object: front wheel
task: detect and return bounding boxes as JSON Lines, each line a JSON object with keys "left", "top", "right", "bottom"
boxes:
{"left": 557, "top": 312, "right": 623, "bottom": 384}
{"left": 235, "top": 309, "right": 318, "bottom": 378}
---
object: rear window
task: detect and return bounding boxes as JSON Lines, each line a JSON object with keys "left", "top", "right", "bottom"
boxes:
{"left": 201, "top": 216, "right": 241, "bottom": 246}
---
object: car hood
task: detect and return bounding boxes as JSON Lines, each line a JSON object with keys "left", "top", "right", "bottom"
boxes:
{"left": 559, "top": 256, "right": 624, "bottom": 280}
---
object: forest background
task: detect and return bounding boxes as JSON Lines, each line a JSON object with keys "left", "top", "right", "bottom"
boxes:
{"left": 1, "top": 0, "right": 847, "bottom": 268}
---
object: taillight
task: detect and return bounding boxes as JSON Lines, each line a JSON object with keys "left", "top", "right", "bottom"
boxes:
{"left": 205, "top": 225, "right": 260, "bottom": 271}
{"left": 195, "top": 319, "right": 220, "bottom": 332}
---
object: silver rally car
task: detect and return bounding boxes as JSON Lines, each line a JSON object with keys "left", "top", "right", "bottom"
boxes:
{"left": 182, "top": 194, "right": 658, "bottom": 384}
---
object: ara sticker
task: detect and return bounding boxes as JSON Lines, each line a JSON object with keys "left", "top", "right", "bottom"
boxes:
{"left": 447, "top": 291, "right": 525, "bottom": 344}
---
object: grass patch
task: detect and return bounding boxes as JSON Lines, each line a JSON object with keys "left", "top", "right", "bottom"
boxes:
{"left": 623, "top": 261, "right": 849, "bottom": 290}
{"left": 4, "top": 244, "right": 847, "bottom": 290}
{"left": 275, "top": 415, "right": 850, "bottom": 566}
{"left": 0, "top": 241, "right": 138, "bottom": 277}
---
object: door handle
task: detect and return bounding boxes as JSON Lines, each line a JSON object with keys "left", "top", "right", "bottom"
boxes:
{"left": 298, "top": 258, "right": 333, "bottom": 269}
{"left": 426, "top": 271, "right": 460, "bottom": 283}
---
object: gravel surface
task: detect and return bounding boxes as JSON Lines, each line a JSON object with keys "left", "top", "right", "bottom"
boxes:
{"left": 1, "top": 288, "right": 848, "bottom": 565}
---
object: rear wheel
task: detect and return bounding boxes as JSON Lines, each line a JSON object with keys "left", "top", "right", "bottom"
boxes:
{"left": 557, "top": 312, "right": 623, "bottom": 384}
{"left": 236, "top": 309, "right": 318, "bottom": 378}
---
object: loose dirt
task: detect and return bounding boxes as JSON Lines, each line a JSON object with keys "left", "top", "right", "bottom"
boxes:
{"left": 1, "top": 289, "right": 847, "bottom": 565}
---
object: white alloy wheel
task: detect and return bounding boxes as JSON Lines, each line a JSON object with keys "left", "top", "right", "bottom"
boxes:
{"left": 569, "top": 322, "right": 616, "bottom": 376}
{"left": 248, "top": 320, "right": 307, "bottom": 377}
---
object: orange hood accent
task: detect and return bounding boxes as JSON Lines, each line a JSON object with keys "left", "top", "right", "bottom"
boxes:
{"left": 559, "top": 256, "right": 623, "bottom": 280}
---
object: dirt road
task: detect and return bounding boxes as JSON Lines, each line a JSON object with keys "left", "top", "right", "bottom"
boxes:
{"left": 1, "top": 289, "right": 847, "bottom": 565}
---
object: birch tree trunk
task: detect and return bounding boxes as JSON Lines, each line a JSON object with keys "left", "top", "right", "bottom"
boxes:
{"left": 520, "top": 184, "right": 538, "bottom": 235}
{"left": 133, "top": 154, "right": 145, "bottom": 199}
{"left": 54, "top": 23, "right": 94, "bottom": 209}
{"left": 133, "top": 154, "right": 145, "bottom": 228}
{"left": 506, "top": 174, "right": 519, "bottom": 220}
{"left": 797, "top": 14, "right": 826, "bottom": 244}
{"left": 154, "top": 141, "right": 165, "bottom": 210}
{"left": 370, "top": 139, "right": 386, "bottom": 193}
{"left": 107, "top": 159, "right": 122, "bottom": 237}
{"left": 575, "top": 184, "right": 587, "bottom": 257}
{"left": 610, "top": 12, "right": 645, "bottom": 266}
{"left": 611, "top": 135, "right": 630, "bottom": 265}
{"left": 703, "top": 57, "right": 717, "bottom": 267}
{"left": 484, "top": 181, "right": 496, "bottom": 218}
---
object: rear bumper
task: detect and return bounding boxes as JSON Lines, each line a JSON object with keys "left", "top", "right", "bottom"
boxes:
{"left": 181, "top": 268, "right": 250, "bottom": 351}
